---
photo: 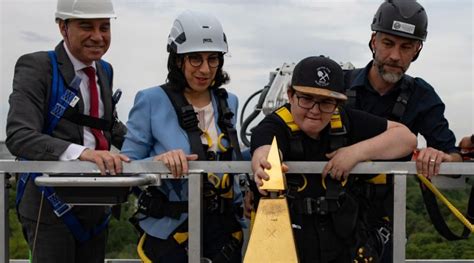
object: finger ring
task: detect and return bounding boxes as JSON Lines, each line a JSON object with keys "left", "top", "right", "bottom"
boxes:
{"left": 429, "top": 159, "right": 436, "bottom": 163}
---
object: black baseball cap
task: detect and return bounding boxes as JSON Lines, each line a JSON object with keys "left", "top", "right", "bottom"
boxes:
{"left": 291, "top": 56, "right": 347, "bottom": 101}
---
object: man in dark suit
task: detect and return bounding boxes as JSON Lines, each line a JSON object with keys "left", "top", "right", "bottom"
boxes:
{"left": 6, "top": 0, "right": 129, "bottom": 262}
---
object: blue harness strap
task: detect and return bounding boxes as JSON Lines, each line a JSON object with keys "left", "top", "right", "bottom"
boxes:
{"left": 45, "top": 51, "right": 81, "bottom": 134}
{"left": 99, "top": 60, "right": 112, "bottom": 83}
{"left": 16, "top": 50, "right": 113, "bottom": 243}
{"left": 16, "top": 172, "right": 112, "bottom": 242}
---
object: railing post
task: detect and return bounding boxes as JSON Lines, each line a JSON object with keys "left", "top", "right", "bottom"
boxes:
{"left": 1, "top": 173, "right": 9, "bottom": 263}
{"left": 188, "top": 172, "right": 203, "bottom": 263}
{"left": 393, "top": 173, "right": 407, "bottom": 262}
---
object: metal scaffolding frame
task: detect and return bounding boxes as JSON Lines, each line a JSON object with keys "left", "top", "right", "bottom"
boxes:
{"left": 1, "top": 160, "right": 473, "bottom": 263}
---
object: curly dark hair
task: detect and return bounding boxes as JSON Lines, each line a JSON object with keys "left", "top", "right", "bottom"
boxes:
{"left": 166, "top": 51, "right": 230, "bottom": 92}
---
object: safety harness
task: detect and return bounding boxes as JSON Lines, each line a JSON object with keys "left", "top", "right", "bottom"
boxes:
{"left": 274, "top": 106, "right": 353, "bottom": 216}
{"left": 15, "top": 50, "right": 115, "bottom": 243}
{"left": 274, "top": 105, "right": 390, "bottom": 262}
{"left": 162, "top": 83, "right": 238, "bottom": 198}
{"left": 345, "top": 68, "right": 409, "bottom": 213}
{"left": 133, "top": 84, "right": 243, "bottom": 262}
{"left": 344, "top": 69, "right": 414, "bottom": 122}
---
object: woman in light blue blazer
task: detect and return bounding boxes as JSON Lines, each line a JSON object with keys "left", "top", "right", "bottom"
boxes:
{"left": 121, "top": 10, "right": 244, "bottom": 263}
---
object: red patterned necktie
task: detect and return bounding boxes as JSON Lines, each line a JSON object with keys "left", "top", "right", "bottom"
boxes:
{"left": 82, "top": 66, "right": 109, "bottom": 150}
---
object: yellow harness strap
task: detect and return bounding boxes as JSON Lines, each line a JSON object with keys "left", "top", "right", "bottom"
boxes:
{"left": 275, "top": 107, "right": 300, "bottom": 132}
{"left": 137, "top": 234, "right": 153, "bottom": 263}
{"left": 232, "top": 230, "right": 243, "bottom": 242}
{"left": 278, "top": 106, "right": 346, "bottom": 136}
{"left": 277, "top": 106, "right": 387, "bottom": 186}
{"left": 330, "top": 108, "right": 343, "bottom": 130}
{"left": 173, "top": 232, "right": 189, "bottom": 244}
{"left": 366, "top": 173, "right": 387, "bottom": 184}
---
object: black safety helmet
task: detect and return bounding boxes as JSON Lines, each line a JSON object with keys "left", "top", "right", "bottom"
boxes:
{"left": 372, "top": 0, "right": 427, "bottom": 41}
{"left": 370, "top": 0, "right": 428, "bottom": 61}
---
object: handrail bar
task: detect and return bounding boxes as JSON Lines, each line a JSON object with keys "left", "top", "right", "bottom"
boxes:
{"left": 0, "top": 160, "right": 473, "bottom": 174}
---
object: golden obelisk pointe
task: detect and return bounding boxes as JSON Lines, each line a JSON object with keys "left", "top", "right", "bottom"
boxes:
{"left": 260, "top": 137, "right": 286, "bottom": 192}
{"left": 244, "top": 137, "right": 298, "bottom": 263}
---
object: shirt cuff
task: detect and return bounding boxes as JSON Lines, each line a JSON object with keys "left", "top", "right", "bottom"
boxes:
{"left": 59, "top": 144, "right": 87, "bottom": 161}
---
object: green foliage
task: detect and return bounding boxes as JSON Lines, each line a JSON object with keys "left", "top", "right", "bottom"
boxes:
{"left": 105, "top": 195, "right": 140, "bottom": 259}
{"left": 406, "top": 177, "right": 474, "bottom": 259}
{"left": 8, "top": 184, "right": 140, "bottom": 259}
{"left": 8, "top": 184, "right": 29, "bottom": 259}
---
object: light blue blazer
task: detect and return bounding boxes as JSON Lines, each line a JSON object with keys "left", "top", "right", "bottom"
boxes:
{"left": 121, "top": 85, "right": 244, "bottom": 239}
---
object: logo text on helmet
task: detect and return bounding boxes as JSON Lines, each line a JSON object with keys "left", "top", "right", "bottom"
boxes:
{"left": 203, "top": 38, "right": 213, "bottom": 44}
{"left": 392, "top": 20, "right": 415, "bottom": 35}
{"left": 315, "top": 67, "right": 331, "bottom": 87}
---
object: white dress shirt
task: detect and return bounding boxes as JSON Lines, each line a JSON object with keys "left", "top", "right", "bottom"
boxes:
{"left": 59, "top": 42, "right": 105, "bottom": 160}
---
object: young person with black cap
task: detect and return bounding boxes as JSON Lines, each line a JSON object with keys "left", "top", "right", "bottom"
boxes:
{"left": 250, "top": 56, "right": 417, "bottom": 263}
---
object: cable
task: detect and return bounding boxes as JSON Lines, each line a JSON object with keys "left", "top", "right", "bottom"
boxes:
{"left": 239, "top": 89, "right": 263, "bottom": 127}
{"left": 239, "top": 87, "right": 270, "bottom": 147}
{"left": 31, "top": 191, "right": 45, "bottom": 261}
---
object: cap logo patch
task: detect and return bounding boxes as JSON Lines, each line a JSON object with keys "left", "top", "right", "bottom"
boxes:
{"left": 315, "top": 66, "right": 331, "bottom": 87}
{"left": 392, "top": 20, "right": 415, "bottom": 35}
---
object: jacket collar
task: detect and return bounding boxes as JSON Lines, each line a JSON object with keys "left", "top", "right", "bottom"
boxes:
{"left": 54, "top": 41, "right": 76, "bottom": 87}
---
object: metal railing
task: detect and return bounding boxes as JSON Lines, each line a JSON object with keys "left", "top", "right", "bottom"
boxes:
{"left": 1, "top": 160, "right": 473, "bottom": 263}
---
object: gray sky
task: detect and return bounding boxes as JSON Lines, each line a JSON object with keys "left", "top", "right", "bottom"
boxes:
{"left": 1, "top": 0, "right": 473, "bottom": 147}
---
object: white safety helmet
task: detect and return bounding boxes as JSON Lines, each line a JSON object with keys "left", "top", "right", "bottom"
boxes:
{"left": 55, "top": 0, "right": 116, "bottom": 21}
{"left": 167, "top": 10, "right": 228, "bottom": 54}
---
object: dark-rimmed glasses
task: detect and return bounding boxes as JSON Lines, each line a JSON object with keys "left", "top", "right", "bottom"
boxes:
{"left": 185, "top": 54, "right": 220, "bottom": 68}
{"left": 295, "top": 94, "right": 338, "bottom": 113}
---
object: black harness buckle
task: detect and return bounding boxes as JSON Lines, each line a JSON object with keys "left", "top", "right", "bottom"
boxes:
{"left": 205, "top": 195, "right": 220, "bottom": 213}
{"left": 295, "top": 197, "right": 330, "bottom": 216}
{"left": 179, "top": 105, "right": 200, "bottom": 130}
{"left": 377, "top": 226, "right": 391, "bottom": 245}
{"left": 292, "top": 196, "right": 341, "bottom": 216}
{"left": 315, "top": 197, "right": 329, "bottom": 215}
{"left": 286, "top": 184, "right": 299, "bottom": 200}
{"left": 305, "top": 197, "right": 317, "bottom": 215}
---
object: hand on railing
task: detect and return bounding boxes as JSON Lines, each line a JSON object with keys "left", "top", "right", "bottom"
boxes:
{"left": 153, "top": 149, "right": 198, "bottom": 178}
{"left": 413, "top": 148, "right": 453, "bottom": 179}
{"left": 323, "top": 145, "right": 363, "bottom": 181}
{"left": 79, "top": 149, "right": 130, "bottom": 175}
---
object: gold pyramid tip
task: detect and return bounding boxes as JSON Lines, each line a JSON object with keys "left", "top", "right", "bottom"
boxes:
{"left": 260, "top": 136, "right": 286, "bottom": 191}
